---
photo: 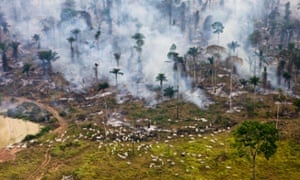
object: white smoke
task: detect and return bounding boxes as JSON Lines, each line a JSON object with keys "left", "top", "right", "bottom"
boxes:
{"left": 1, "top": 0, "right": 272, "bottom": 107}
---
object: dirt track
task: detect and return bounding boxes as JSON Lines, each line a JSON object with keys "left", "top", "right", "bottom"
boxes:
{"left": 0, "top": 96, "right": 67, "bottom": 170}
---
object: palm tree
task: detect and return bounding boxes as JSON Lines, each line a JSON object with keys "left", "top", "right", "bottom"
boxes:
{"left": 37, "top": 50, "right": 59, "bottom": 76}
{"left": 114, "top": 53, "right": 121, "bottom": 67}
{"left": 132, "top": 32, "right": 145, "bottom": 94}
{"left": 32, "top": 34, "right": 41, "bottom": 49}
{"left": 211, "top": 21, "right": 224, "bottom": 44}
{"left": 110, "top": 68, "right": 123, "bottom": 87}
{"left": 249, "top": 76, "right": 260, "bottom": 102}
{"left": 187, "top": 47, "right": 200, "bottom": 84}
{"left": 71, "top": 29, "right": 80, "bottom": 60}
{"left": 156, "top": 73, "right": 167, "bottom": 90}
{"left": 255, "top": 49, "right": 267, "bottom": 75}
{"left": 0, "top": 42, "right": 10, "bottom": 72}
{"left": 227, "top": 41, "right": 240, "bottom": 55}
{"left": 167, "top": 44, "right": 181, "bottom": 119}
{"left": 67, "top": 36, "right": 75, "bottom": 60}
{"left": 94, "top": 63, "right": 99, "bottom": 81}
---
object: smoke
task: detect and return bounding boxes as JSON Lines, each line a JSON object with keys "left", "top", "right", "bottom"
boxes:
{"left": 1, "top": 0, "right": 272, "bottom": 107}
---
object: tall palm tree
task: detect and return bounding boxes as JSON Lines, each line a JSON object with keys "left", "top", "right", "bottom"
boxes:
{"left": 255, "top": 49, "right": 267, "bottom": 75}
{"left": 211, "top": 21, "right": 224, "bottom": 44}
{"left": 156, "top": 73, "right": 167, "bottom": 90}
{"left": 167, "top": 44, "right": 181, "bottom": 119}
{"left": 110, "top": 68, "right": 123, "bottom": 87}
{"left": 156, "top": 73, "right": 167, "bottom": 100}
{"left": 71, "top": 29, "right": 80, "bottom": 60}
{"left": 227, "top": 41, "right": 240, "bottom": 55}
{"left": 132, "top": 32, "right": 145, "bottom": 94}
{"left": 67, "top": 36, "right": 75, "bottom": 60}
{"left": 249, "top": 76, "right": 260, "bottom": 102}
{"left": 37, "top": 50, "right": 59, "bottom": 76}
{"left": 32, "top": 34, "right": 41, "bottom": 49}
{"left": 94, "top": 63, "right": 99, "bottom": 81}
{"left": 187, "top": 47, "right": 200, "bottom": 84}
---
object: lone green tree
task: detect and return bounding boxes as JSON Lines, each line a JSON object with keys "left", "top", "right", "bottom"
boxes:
{"left": 233, "top": 121, "right": 279, "bottom": 180}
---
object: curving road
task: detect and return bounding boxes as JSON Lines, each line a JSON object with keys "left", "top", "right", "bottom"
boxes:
{"left": 0, "top": 96, "right": 68, "bottom": 179}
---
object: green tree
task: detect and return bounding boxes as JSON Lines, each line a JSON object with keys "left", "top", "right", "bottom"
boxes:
{"left": 163, "top": 86, "right": 176, "bottom": 99}
{"left": 67, "top": 36, "right": 75, "bottom": 60}
{"left": 132, "top": 32, "right": 145, "bottom": 93}
{"left": 110, "top": 68, "right": 123, "bottom": 87}
{"left": 227, "top": 41, "right": 240, "bottom": 55}
{"left": 37, "top": 50, "right": 59, "bottom": 76}
{"left": 156, "top": 73, "right": 167, "bottom": 90}
{"left": 249, "top": 76, "right": 260, "bottom": 94}
{"left": 33, "top": 34, "right": 41, "bottom": 49}
{"left": 98, "top": 82, "right": 109, "bottom": 92}
{"left": 233, "top": 121, "right": 279, "bottom": 180}
{"left": 211, "top": 21, "right": 224, "bottom": 44}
